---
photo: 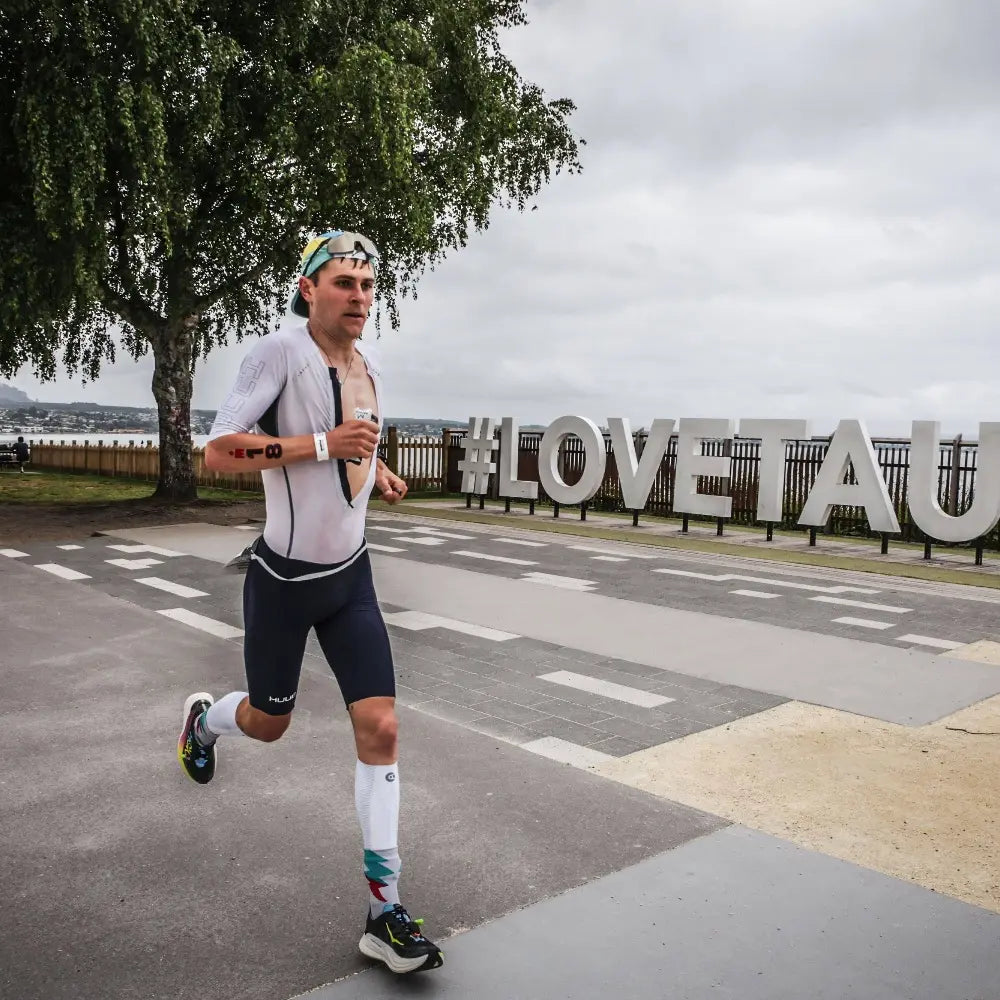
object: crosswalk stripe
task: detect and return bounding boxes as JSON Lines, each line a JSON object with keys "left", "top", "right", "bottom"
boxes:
{"left": 453, "top": 550, "right": 538, "bottom": 566}
{"left": 812, "top": 596, "right": 911, "bottom": 614}
{"left": 833, "top": 616, "right": 894, "bottom": 630}
{"left": 538, "top": 670, "right": 672, "bottom": 708}
{"left": 157, "top": 608, "right": 243, "bottom": 639}
{"left": 522, "top": 737, "right": 613, "bottom": 769}
{"left": 34, "top": 563, "right": 90, "bottom": 581}
{"left": 136, "top": 577, "right": 208, "bottom": 598}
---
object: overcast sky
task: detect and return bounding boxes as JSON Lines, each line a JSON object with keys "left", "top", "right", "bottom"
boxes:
{"left": 11, "top": 0, "right": 1000, "bottom": 437}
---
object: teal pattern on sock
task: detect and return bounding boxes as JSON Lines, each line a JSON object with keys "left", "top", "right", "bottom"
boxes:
{"left": 364, "top": 847, "right": 400, "bottom": 917}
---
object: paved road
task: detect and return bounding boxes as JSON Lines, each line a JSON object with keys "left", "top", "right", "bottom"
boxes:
{"left": 1, "top": 513, "right": 998, "bottom": 999}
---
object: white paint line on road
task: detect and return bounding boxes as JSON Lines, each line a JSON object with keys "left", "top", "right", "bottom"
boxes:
{"left": 494, "top": 538, "right": 548, "bottom": 547}
{"left": 652, "top": 567, "right": 879, "bottom": 595}
{"left": 591, "top": 555, "right": 628, "bottom": 563}
{"left": 157, "top": 608, "right": 243, "bottom": 639}
{"left": 106, "top": 544, "right": 184, "bottom": 557}
{"left": 410, "top": 527, "right": 475, "bottom": 540}
{"left": 56, "top": 544, "right": 84, "bottom": 551}
{"left": 368, "top": 525, "right": 415, "bottom": 533}
{"left": 106, "top": 557, "right": 164, "bottom": 570}
{"left": 812, "top": 596, "right": 911, "bottom": 614}
{"left": 383, "top": 610, "right": 519, "bottom": 641}
{"left": 235, "top": 525, "right": 259, "bottom": 531}
{"left": 135, "top": 577, "right": 208, "bottom": 598}
{"left": 0, "top": 549, "right": 29, "bottom": 558}
{"left": 653, "top": 568, "right": 721, "bottom": 581}
{"left": 367, "top": 543, "right": 405, "bottom": 554}
{"left": 896, "top": 634, "right": 964, "bottom": 651}
{"left": 539, "top": 670, "right": 673, "bottom": 708}
{"left": 34, "top": 563, "right": 91, "bottom": 581}
{"left": 729, "top": 589, "right": 781, "bottom": 599}
{"left": 522, "top": 572, "right": 596, "bottom": 591}
{"left": 833, "top": 616, "right": 895, "bottom": 631}
{"left": 453, "top": 550, "right": 538, "bottom": 566}
{"left": 521, "top": 736, "right": 613, "bottom": 769}
{"left": 570, "top": 545, "right": 656, "bottom": 559}
{"left": 392, "top": 535, "right": 446, "bottom": 546}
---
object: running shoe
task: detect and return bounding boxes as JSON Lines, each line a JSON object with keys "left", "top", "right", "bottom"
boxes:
{"left": 359, "top": 904, "right": 444, "bottom": 973}
{"left": 177, "top": 692, "right": 216, "bottom": 784}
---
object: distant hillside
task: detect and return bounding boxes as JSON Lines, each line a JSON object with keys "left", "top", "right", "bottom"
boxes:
{"left": 0, "top": 383, "right": 31, "bottom": 405}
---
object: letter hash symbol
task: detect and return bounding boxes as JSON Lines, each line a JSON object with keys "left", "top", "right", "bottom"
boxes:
{"left": 458, "top": 417, "right": 498, "bottom": 494}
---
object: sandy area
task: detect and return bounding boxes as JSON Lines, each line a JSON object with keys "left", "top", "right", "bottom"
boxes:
{"left": 596, "top": 695, "right": 1000, "bottom": 912}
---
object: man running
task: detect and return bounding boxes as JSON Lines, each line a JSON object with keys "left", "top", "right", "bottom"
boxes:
{"left": 177, "top": 231, "right": 443, "bottom": 974}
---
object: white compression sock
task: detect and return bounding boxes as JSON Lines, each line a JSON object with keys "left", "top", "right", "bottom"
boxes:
{"left": 200, "top": 691, "right": 249, "bottom": 740}
{"left": 355, "top": 760, "right": 401, "bottom": 917}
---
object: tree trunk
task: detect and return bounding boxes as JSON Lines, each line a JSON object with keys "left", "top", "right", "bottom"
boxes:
{"left": 151, "top": 327, "right": 197, "bottom": 501}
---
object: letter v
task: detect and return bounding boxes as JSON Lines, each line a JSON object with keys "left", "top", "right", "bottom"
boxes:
{"left": 608, "top": 418, "right": 675, "bottom": 511}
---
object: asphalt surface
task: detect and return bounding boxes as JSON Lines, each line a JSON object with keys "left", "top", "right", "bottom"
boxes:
{"left": 2, "top": 511, "right": 998, "bottom": 999}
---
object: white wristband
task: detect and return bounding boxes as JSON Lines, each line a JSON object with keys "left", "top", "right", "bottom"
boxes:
{"left": 313, "top": 432, "right": 330, "bottom": 462}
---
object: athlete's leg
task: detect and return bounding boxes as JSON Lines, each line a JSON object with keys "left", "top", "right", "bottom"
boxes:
{"left": 178, "top": 551, "right": 309, "bottom": 783}
{"left": 315, "top": 553, "right": 442, "bottom": 972}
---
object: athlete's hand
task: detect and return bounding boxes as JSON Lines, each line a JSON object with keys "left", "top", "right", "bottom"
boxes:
{"left": 376, "top": 467, "right": 408, "bottom": 504}
{"left": 326, "top": 421, "right": 380, "bottom": 461}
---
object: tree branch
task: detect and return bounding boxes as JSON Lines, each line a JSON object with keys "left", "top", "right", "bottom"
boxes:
{"left": 97, "top": 276, "right": 165, "bottom": 340}
{"left": 186, "top": 256, "right": 286, "bottom": 317}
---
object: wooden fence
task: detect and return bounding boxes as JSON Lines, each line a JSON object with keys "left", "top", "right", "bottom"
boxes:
{"left": 21, "top": 428, "right": 991, "bottom": 547}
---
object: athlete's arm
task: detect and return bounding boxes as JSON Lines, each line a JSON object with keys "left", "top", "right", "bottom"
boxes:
{"left": 374, "top": 458, "right": 408, "bottom": 503}
{"left": 206, "top": 423, "right": 380, "bottom": 473}
{"left": 203, "top": 336, "right": 378, "bottom": 473}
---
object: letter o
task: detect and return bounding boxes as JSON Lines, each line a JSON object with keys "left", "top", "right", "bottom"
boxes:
{"left": 537, "top": 416, "right": 607, "bottom": 505}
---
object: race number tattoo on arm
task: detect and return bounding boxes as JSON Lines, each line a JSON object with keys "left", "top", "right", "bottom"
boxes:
{"left": 228, "top": 443, "right": 283, "bottom": 460}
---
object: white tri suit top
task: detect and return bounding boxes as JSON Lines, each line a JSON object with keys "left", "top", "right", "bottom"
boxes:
{"left": 207, "top": 321, "right": 383, "bottom": 569}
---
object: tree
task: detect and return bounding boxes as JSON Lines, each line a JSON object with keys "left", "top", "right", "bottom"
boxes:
{"left": 0, "top": 1, "right": 581, "bottom": 499}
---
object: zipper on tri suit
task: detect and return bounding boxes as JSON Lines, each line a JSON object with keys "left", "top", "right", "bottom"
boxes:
{"left": 329, "top": 368, "right": 355, "bottom": 509}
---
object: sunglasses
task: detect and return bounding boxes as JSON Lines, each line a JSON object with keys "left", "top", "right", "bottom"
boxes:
{"left": 301, "top": 232, "right": 379, "bottom": 277}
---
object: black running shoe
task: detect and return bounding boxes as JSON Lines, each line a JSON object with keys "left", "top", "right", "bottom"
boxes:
{"left": 177, "top": 692, "right": 216, "bottom": 784}
{"left": 359, "top": 904, "right": 444, "bottom": 974}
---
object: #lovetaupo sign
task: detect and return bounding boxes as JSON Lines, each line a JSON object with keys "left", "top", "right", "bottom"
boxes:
{"left": 457, "top": 416, "right": 1000, "bottom": 545}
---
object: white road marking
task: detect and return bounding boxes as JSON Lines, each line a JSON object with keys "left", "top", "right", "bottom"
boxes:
{"left": 522, "top": 572, "right": 596, "bottom": 591}
{"left": 729, "top": 589, "right": 781, "bottom": 599}
{"left": 391, "top": 536, "right": 445, "bottom": 546}
{"left": 494, "top": 538, "right": 548, "bottom": 547}
{"left": 539, "top": 670, "right": 673, "bottom": 708}
{"left": 0, "top": 549, "right": 29, "bottom": 558}
{"left": 56, "top": 544, "right": 84, "bottom": 551}
{"left": 652, "top": 568, "right": 879, "bottom": 595}
{"left": 453, "top": 550, "right": 538, "bottom": 566}
{"left": 367, "top": 543, "right": 405, "bottom": 553}
{"left": 812, "top": 596, "right": 911, "bottom": 614}
{"left": 410, "top": 527, "right": 475, "bottom": 540}
{"left": 833, "top": 616, "right": 895, "bottom": 630}
{"left": 157, "top": 608, "right": 243, "bottom": 639}
{"left": 368, "top": 525, "right": 418, "bottom": 534}
{"left": 106, "top": 557, "right": 164, "bottom": 570}
{"left": 591, "top": 555, "right": 628, "bottom": 562}
{"left": 570, "top": 545, "right": 656, "bottom": 559}
{"left": 383, "top": 610, "right": 519, "bottom": 641}
{"left": 235, "top": 525, "right": 259, "bottom": 531}
{"left": 522, "top": 736, "right": 613, "bottom": 769}
{"left": 135, "top": 577, "right": 208, "bottom": 598}
{"left": 106, "top": 544, "right": 184, "bottom": 557}
{"left": 896, "top": 634, "right": 964, "bottom": 651}
{"left": 34, "top": 563, "right": 90, "bottom": 581}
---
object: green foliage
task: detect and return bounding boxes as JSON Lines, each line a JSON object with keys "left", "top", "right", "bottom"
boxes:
{"left": 0, "top": 0, "right": 581, "bottom": 377}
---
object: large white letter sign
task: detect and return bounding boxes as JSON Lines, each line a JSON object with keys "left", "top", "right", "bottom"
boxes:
{"left": 908, "top": 422, "right": 1000, "bottom": 542}
{"left": 457, "top": 416, "right": 498, "bottom": 494}
{"left": 538, "top": 415, "right": 606, "bottom": 505}
{"left": 739, "top": 419, "right": 811, "bottom": 523}
{"left": 608, "top": 418, "right": 675, "bottom": 510}
{"left": 673, "top": 418, "right": 735, "bottom": 518}
{"left": 498, "top": 417, "right": 539, "bottom": 500}
{"left": 798, "top": 420, "right": 900, "bottom": 533}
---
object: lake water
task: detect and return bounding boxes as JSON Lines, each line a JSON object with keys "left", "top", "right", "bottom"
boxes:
{"left": 6, "top": 432, "right": 211, "bottom": 448}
